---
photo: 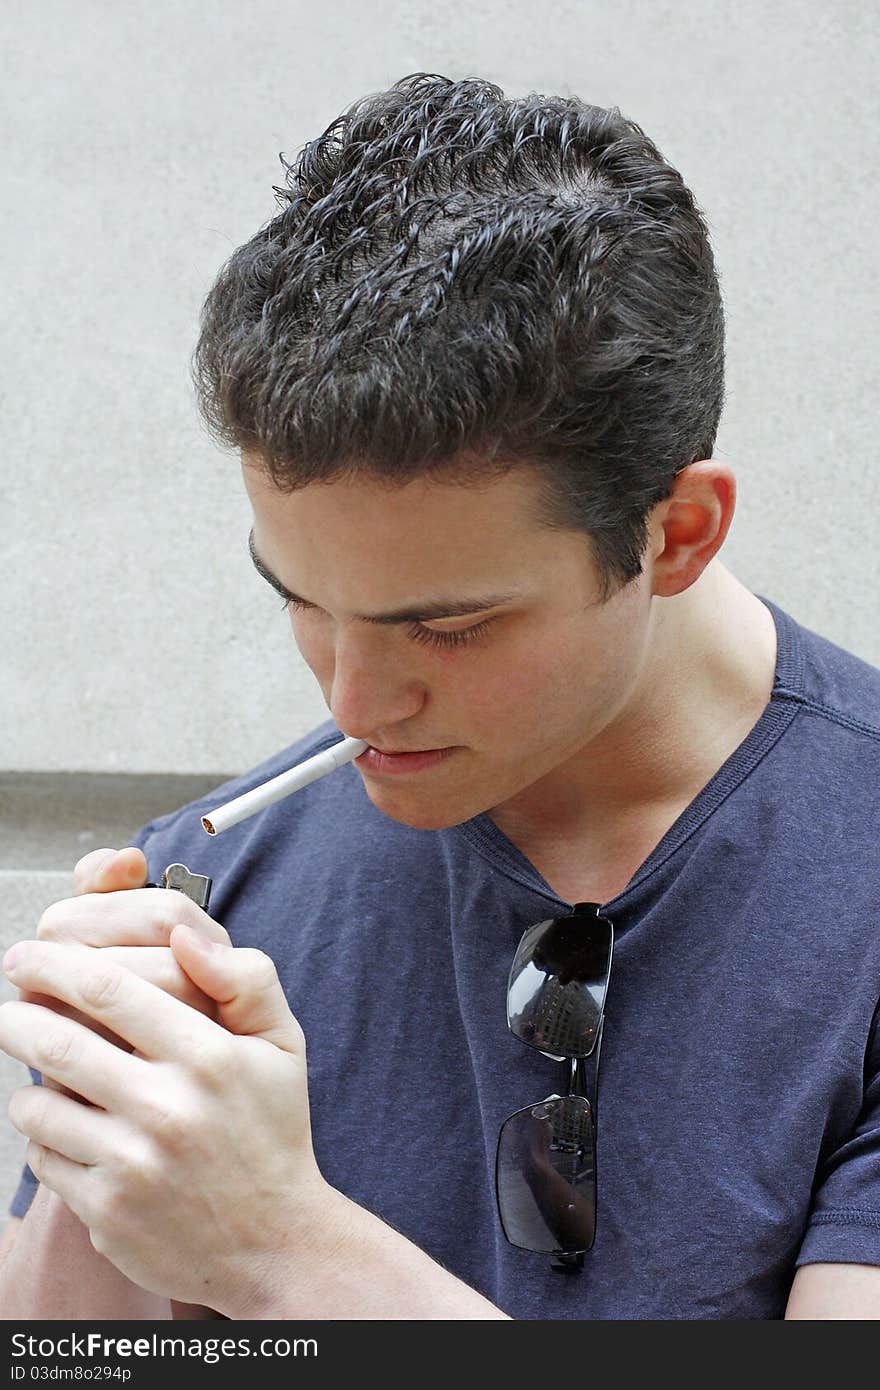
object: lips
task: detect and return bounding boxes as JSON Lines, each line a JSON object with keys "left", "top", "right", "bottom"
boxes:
{"left": 354, "top": 745, "right": 458, "bottom": 776}
{"left": 370, "top": 746, "right": 444, "bottom": 754}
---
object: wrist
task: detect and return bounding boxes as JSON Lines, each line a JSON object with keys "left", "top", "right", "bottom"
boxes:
{"left": 218, "top": 1178, "right": 352, "bottom": 1320}
{"left": 218, "top": 1183, "right": 508, "bottom": 1320}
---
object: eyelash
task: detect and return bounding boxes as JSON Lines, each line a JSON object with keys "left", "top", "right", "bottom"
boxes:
{"left": 408, "top": 619, "right": 493, "bottom": 650}
{"left": 280, "top": 598, "right": 493, "bottom": 650}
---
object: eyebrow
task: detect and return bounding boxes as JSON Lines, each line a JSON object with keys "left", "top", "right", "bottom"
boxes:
{"left": 248, "top": 529, "right": 522, "bottom": 625}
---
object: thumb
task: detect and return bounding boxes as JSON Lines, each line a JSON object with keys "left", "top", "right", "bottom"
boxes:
{"left": 74, "top": 846, "right": 149, "bottom": 896}
{"left": 168, "top": 925, "right": 303, "bottom": 1055}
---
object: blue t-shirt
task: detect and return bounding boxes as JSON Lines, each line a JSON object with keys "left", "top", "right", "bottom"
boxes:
{"left": 11, "top": 594, "right": 880, "bottom": 1319}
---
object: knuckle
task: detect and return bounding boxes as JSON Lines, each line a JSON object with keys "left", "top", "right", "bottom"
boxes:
{"left": 78, "top": 966, "right": 123, "bottom": 1011}
{"left": 36, "top": 901, "right": 73, "bottom": 941}
{"left": 140, "top": 1095, "right": 188, "bottom": 1148}
{"left": 150, "top": 895, "right": 195, "bottom": 941}
{"left": 115, "top": 1133, "right": 164, "bottom": 1184}
{"left": 35, "top": 1027, "right": 78, "bottom": 1072}
{"left": 186, "top": 1032, "right": 232, "bottom": 1083}
{"left": 157, "top": 951, "right": 192, "bottom": 998}
{"left": 241, "top": 948, "right": 280, "bottom": 988}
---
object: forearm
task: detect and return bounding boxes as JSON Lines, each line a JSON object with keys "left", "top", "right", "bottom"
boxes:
{"left": 0, "top": 1185, "right": 171, "bottom": 1321}
{"left": 236, "top": 1188, "right": 511, "bottom": 1320}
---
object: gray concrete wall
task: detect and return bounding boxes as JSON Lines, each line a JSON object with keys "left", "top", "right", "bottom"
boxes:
{"left": 2, "top": 1, "right": 877, "bottom": 1219}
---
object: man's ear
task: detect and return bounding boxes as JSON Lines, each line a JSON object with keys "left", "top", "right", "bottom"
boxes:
{"left": 648, "top": 460, "right": 736, "bottom": 599}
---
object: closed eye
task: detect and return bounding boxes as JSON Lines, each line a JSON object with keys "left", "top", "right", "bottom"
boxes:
{"left": 282, "top": 596, "right": 493, "bottom": 651}
{"left": 407, "top": 618, "right": 494, "bottom": 650}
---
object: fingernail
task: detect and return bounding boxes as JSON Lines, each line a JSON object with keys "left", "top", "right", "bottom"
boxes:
{"left": 3, "top": 944, "right": 23, "bottom": 973}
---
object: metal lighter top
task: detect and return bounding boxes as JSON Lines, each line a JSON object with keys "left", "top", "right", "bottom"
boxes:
{"left": 146, "top": 863, "right": 213, "bottom": 912}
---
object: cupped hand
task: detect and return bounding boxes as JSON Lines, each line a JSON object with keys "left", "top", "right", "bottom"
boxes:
{"left": 0, "top": 927, "right": 333, "bottom": 1315}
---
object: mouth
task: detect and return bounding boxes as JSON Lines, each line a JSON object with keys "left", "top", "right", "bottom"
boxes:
{"left": 354, "top": 745, "right": 458, "bottom": 776}
{"left": 369, "top": 746, "right": 445, "bottom": 754}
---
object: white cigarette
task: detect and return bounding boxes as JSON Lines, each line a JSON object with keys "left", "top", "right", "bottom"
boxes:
{"left": 201, "top": 735, "right": 369, "bottom": 835}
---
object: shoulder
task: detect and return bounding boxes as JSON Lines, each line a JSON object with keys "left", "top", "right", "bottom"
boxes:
{"left": 769, "top": 595, "right": 880, "bottom": 735}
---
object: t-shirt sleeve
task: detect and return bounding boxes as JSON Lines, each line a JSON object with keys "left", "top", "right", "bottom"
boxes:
{"left": 795, "top": 1002, "right": 880, "bottom": 1268}
{"left": 6, "top": 819, "right": 160, "bottom": 1222}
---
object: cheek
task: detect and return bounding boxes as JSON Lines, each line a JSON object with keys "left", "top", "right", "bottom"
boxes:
{"left": 440, "top": 642, "right": 564, "bottom": 737}
{"left": 499, "top": 628, "right": 569, "bottom": 698}
{"left": 289, "top": 615, "right": 331, "bottom": 679}
{"left": 468, "top": 630, "right": 619, "bottom": 746}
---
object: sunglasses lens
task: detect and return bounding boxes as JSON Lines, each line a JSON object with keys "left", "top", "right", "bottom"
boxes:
{"left": 508, "top": 907, "right": 612, "bottom": 1059}
{"left": 495, "top": 1095, "right": 596, "bottom": 1253}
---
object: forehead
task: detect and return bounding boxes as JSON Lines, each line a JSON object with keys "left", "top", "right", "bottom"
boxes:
{"left": 242, "top": 458, "right": 553, "bottom": 556}
{"left": 240, "top": 456, "right": 599, "bottom": 607}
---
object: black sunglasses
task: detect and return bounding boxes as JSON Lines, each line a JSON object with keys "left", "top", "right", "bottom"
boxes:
{"left": 495, "top": 902, "right": 613, "bottom": 1273}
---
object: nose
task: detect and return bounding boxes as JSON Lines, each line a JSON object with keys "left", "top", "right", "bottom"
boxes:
{"left": 328, "top": 628, "right": 426, "bottom": 741}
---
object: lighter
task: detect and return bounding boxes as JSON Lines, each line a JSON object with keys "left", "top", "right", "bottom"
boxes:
{"left": 145, "top": 863, "right": 213, "bottom": 911}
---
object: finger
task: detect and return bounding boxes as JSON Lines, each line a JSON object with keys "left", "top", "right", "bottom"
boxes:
{"left": 23, "top": 950, "right": 220, "bottom": 1019}
{"left": 2, "top": 941, "right": 223, "bottom": 1065}
{"left": 11, "top": 989, "right": 110, "bottom": 1101}
{"left": 24, "top": 1141, "right": 90, "bottom": 1224}
{"left": 95, "top": 949, "right": 219, "bottom": 1018}
{"left": 73, "top": 847, "right": 148, "bottom": 896}
{"left": 37, "top": 890, "right": 231, "bottom": 950}
{"left": 17, "top": 988, "right": 136, "bottom": 1051}
{"left": 17, "top": 949, "right": 220, "bottom": 1055}
{"left": 169, "top": 926, "right": 304, "bottom": 1055}
{"left": 0, "top": 995, "right": 152, "bottom": 1112}
{"left": 8, "top": 1084, "right": 110, "bottom": 1166}
{"left": 9, "top": 990, "right": 78, "bottom": 1099}
{"left": 11, "top": 997, "right": 103, "bottom": 1100}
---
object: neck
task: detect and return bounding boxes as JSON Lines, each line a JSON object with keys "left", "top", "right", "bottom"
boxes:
{"left": 488, "top": 560, "right": 778, "bottom": 853}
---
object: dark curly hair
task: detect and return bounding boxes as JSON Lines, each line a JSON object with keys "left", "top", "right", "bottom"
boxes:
{"left": 191, "top": 72, "right": 726, "bottom": 601}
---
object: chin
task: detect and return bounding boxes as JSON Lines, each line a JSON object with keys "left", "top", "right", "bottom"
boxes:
{"left": 362, "top": 784, "right": 479, "bottom": 832}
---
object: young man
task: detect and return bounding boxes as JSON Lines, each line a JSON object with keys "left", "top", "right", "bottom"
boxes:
{"left": 1, "top": 74, "right": 879, "bottom": 1320}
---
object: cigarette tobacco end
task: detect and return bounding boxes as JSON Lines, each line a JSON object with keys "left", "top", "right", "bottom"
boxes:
{"left": 201, "top": 816, "right": 217, "bottom": 835}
